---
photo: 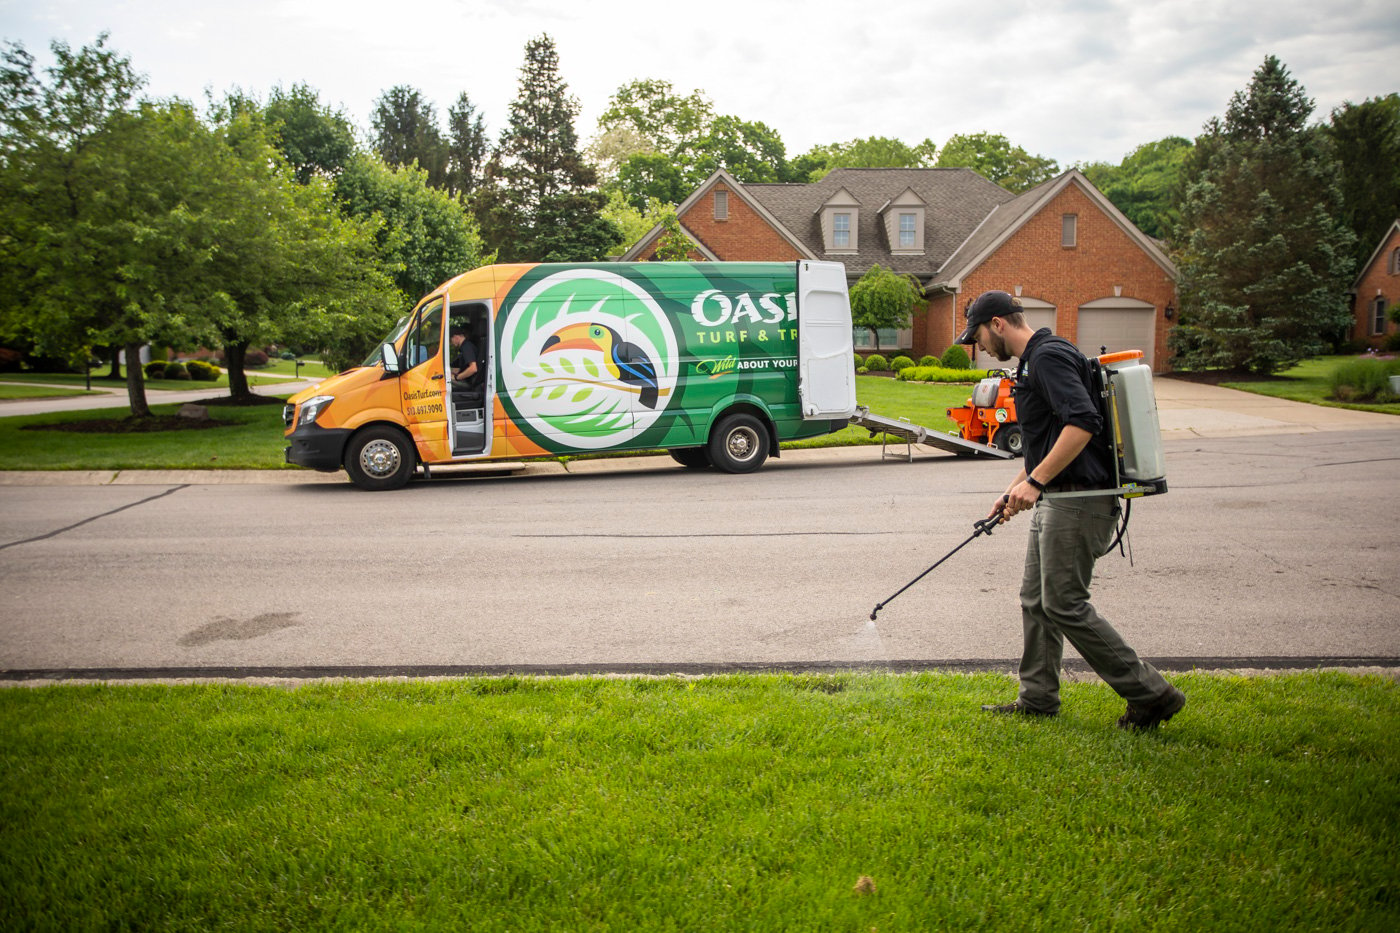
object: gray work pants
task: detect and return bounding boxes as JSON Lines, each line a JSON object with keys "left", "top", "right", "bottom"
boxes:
{"left": 1017, "top": 495, "right": 1170, "bottom": 713}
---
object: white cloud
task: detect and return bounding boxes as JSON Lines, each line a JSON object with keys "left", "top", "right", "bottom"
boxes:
{"left": 2, "top": 0, "right": 1395, "bottom": 166}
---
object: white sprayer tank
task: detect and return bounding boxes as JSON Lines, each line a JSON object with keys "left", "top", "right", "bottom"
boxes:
{"left": 1101, "top": 355, "right": 1166, "bottom": 485}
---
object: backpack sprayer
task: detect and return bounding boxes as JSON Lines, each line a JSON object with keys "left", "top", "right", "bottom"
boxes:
{"left": 869, "top": 349, "right": 1168, "bottom": 621}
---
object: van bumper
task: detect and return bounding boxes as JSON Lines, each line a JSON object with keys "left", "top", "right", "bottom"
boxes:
{"left": 285, "top": 425, "right": 352, "bottom": 472}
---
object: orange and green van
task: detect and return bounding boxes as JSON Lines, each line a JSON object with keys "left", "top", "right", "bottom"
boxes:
{"left": 284, "top": 261, "right": 857, "bottom": 489}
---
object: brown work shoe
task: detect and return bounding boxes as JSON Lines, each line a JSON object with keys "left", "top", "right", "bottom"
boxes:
{"left": 981, "top": 700, "right": 1056, "bottom": 718}
{"left": 1118, "top": 685, "right": 1187, "bottom": 731}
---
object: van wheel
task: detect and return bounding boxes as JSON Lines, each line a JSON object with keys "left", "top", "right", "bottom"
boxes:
{"left": 345, "top": 426, "right": 417, "bottom": 490}
{"left": 994, "top": 425, "right": 1024, "bottom": 457}
{"left": 669, "top": 447, "right": 712, "bottom": 469}
{"left": 708, "top": 413, "right": 769, "bottom": 474}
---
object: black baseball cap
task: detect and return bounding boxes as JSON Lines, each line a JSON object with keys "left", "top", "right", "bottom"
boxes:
{"left": 956, "top": 290, "right": 1022, "bottom": 344}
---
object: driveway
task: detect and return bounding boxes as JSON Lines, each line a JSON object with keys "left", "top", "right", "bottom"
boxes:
{"left": 1152, "top": 376, "right": 1397, "bottom": 438}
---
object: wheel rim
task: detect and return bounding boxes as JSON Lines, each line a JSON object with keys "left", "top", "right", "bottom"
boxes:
{"left": 726, "top": 426, "right": 759, "bottom": 463}
{"left": 1007, "top": 431, "right": 1023, "bottom": 454}
{"left": 360, "top": 439, "right": 402, "bottom": 478}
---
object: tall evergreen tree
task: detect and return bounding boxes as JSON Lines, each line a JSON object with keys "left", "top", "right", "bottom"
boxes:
{"left": 1326, "top": 95, "right": 1400, "bottom": 270}
{"left": 371, "top": 86, "right": 448, "bottom": 189}
{"left": 487, "top": 34, "right": 619, "bottom": 262}
{"left": 446, "top": 92, "right": 489, "bottom": 199}
{"left": 1170, "top": 56, "right": 1355, "bottom": 373}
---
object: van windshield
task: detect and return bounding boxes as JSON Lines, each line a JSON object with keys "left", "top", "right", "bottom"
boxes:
{"left": 360, "top": 315, "right": 412, "bottom": 368}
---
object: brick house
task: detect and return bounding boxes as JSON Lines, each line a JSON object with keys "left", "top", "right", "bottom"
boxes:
{"left": 621, "top": 167, "right": 1179, "bottom": 370}
{"left": 1350, "top": 219, "right": 1400, "bottom": 349}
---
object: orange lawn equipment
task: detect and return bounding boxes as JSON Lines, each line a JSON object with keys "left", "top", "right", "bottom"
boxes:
{"left": 947, "top": 370, "right": 1023, "bottom": 456}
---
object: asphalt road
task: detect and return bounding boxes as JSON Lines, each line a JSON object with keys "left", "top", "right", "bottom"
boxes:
{"left": 2, "top": 426, "right": 1397, "bottom": 679}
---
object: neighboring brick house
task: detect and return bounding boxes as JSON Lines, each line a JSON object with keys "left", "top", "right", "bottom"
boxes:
{"left": 622, "top": 167, "right": 1179, "bottom": 370}
{"left": 1350, "top": 220, "right": 1400, "bottom": 349}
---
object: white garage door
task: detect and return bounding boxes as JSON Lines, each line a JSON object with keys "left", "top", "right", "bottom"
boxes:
{"left": 1076, "top": 299, "right": 1156, "bottom": 368}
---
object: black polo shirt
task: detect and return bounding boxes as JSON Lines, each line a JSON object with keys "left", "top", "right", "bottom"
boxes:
{"left": 1014, "top": 329, "right": 1114, "bottom": 488}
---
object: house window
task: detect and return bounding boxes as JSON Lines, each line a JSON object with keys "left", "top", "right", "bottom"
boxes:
{"left": 714, "top": 189, "right": 728, "bottom": 221}
{"left": 899, "top": 213, "right": 916, "bottom": 248}
{"left": 833, "top": 213, "right": 851, "bottom": 249}
{"left": 1062, "top": 214, "right": 1078, "bottom": 248}
{"left": 1373, "top": 298, "right": 1389, "bottom": 336}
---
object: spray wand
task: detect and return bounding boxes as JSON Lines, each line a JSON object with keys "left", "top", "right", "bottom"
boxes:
{"left": 869, "top": 499, "right": 1007, "bottom": 622}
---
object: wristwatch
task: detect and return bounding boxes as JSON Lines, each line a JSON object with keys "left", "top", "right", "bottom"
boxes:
{"left": 1025, "top": 475, "right": 1048, "bottom": 493}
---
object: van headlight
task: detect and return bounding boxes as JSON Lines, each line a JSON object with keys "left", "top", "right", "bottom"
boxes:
{"left": 297, "top": 395, "right": 335, "bottom": 428}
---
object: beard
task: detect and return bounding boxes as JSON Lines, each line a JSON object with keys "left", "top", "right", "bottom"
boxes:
{"left": 981, "top": 330, "right": 1013, "bottom": 362}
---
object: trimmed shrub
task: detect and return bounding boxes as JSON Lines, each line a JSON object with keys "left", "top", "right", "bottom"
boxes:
{"left": 864, "top": 354, "right": 889, "bottom": 372}
{"left": 898, "top": 365, "right": 985, "bottom": 383}
{"left": 243, "top": 349, "right": 270, "bottom": 367}
{"left": 163, "top": 362, "right": 189, "bottom": 380}
{"left": 144, "top": 361, "right": 167, "bottom": 379}
{"left": 856, "top": 366, "right": 869, "bottom": 375}
{"left": 919, "top": 355, "right": 939, "bottom": 367}
{"left": 853, "top": 353, "right": 864, "bottom": 368}
{"left": 889, "top": 355, "right": 915, "bottom": 373}
{"left": 186, "top": 359, "right": 220, "bottom": 381}
{"left": 940, "top": 345, "right": 972, "bottom": 370}
{"left": 280, "top": 350, "right": 297, "bottom": 361}
{"left": 1386, "top": 333, "right": 1400, "bottom": 352}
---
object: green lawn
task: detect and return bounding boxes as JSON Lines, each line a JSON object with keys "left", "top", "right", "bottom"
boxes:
{"left": 0, "top": 399, "right": 293, "bottom": 471}
{"left": 0, "top": 383, "right": 98, "bottom": 400}
{"left": 1220, "top": 355, "right": 1400, "bottom": 415}
{"left": 1, "top": 672, "right": 1395, "bottom": 930}
{"left": 0, "top": 369, "right": 314, "bottom": 392}
{"left": 0, "top": 377, "right": 976, "bottom": 471}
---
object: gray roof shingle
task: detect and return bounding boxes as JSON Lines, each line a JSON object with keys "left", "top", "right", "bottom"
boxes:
{"left": 743, "top": 168, "right": 1016, "bottom": 278}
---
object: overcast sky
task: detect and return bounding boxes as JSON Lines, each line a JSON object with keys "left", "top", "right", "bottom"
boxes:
{"left": 3, "top": 0, "right": 1398, "bottom": 167}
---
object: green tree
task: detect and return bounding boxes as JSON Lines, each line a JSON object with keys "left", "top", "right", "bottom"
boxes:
{"left": 653, "top": 212, "right": 698, "bottom": 261}
{"left": 849, "top": 264, "right": 924, "bottom": 352}
{"left": 486, "top": 34, "right": 619, "bottom": 261}
{"left": 201, "top": 109, "right": 398, "bottom": 398}
{"left": 263, "top": 83, "right": 356, "bottom": 184}
{"left": 446, "top": 92, "right": 489, "bottom": 199}
{"left": 687, "top": 115, "right": 788, "bottom": 185}
{"left": 334, "top": 153, "right": 490, "bottom": 304}
{"left": 1171, "top": 56, "right": 1355, "bottom": 374}
{"left": 1079, "top": 137, "right": 1193, "bottom": 240}
{"left": 798, "top": 136, "right": 937, "bottom": 181}
{"left": 597, "top": 78, "right": 713, "bottom": 158}
{"left": 0, "top": 35, "right": 197, "bottom": 416}
{"left": 599, "top": 190, "right": 670, "bottom": 248}
{"left": 615, "top": 150, "right": 687, "bottom": 211}
{"left": 935, "top": 132, "right": 1059, "bottom": 192}
{"left": 1325, "top": 95, "right": 1400, "bottom": 270}
{"left": 371, "top": 86, "right": 448, "bottom": 189}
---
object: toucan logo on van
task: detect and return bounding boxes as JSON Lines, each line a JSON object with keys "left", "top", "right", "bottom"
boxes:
{"left": 499, "top": 270, "right": 679, "bottom": 450}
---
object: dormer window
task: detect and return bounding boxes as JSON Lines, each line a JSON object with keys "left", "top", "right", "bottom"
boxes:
{"left": 818, "top": 187, "right": 860, "bottom": 254}
{"left": 899, "top": 213, "right": 916, "bottom": 248}
{"left": 833, "top": 213, "right": 851, "bottom": 248}
{"left": 714, "top": 189, "right": 728, "bottom": 221}
{"left": 880, "top": 188, "right": 925, "bottom": 255}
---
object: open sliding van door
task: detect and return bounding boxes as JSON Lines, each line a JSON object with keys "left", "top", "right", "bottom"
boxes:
{"left": 796, "top": 260, "right": 857, "bottom": 419}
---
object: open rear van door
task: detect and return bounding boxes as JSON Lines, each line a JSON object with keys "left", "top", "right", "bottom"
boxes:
{"left": 796, "top": 260, "right": 857, "bottom": 419}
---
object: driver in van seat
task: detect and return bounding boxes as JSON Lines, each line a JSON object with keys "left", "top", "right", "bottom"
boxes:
{"left": 449, "top": 327, "right": 479, "bottom": 387}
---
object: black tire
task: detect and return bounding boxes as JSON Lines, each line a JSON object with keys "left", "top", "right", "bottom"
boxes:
{"left": 994, "top": 424, "right": 1024, "bottom": 457}
{"left": 345, "top": 426, "right": 417, "bottom": 490}
{"left": 669, "top": 447, "right": 712, "bottom": 469}
{"left": 707, "top": 413, "right": 770, "bottom": 474}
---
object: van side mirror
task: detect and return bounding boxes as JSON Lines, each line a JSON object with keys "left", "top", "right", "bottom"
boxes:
{"left": 382, "top": 343, "right": 402, "bottom": 375}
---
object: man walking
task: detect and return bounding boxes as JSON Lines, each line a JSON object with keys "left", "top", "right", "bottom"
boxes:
{"left": 958, "top": 290, "right": 1186, "bottom": 730}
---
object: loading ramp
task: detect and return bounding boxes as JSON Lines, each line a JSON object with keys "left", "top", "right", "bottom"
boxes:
{"left": 849, "top": 406, "right": 1013, "bottom": 462}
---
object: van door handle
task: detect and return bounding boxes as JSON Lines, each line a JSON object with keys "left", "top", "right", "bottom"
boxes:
{"left": 431, "top": 374, "right": 444, "bottom": 380}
